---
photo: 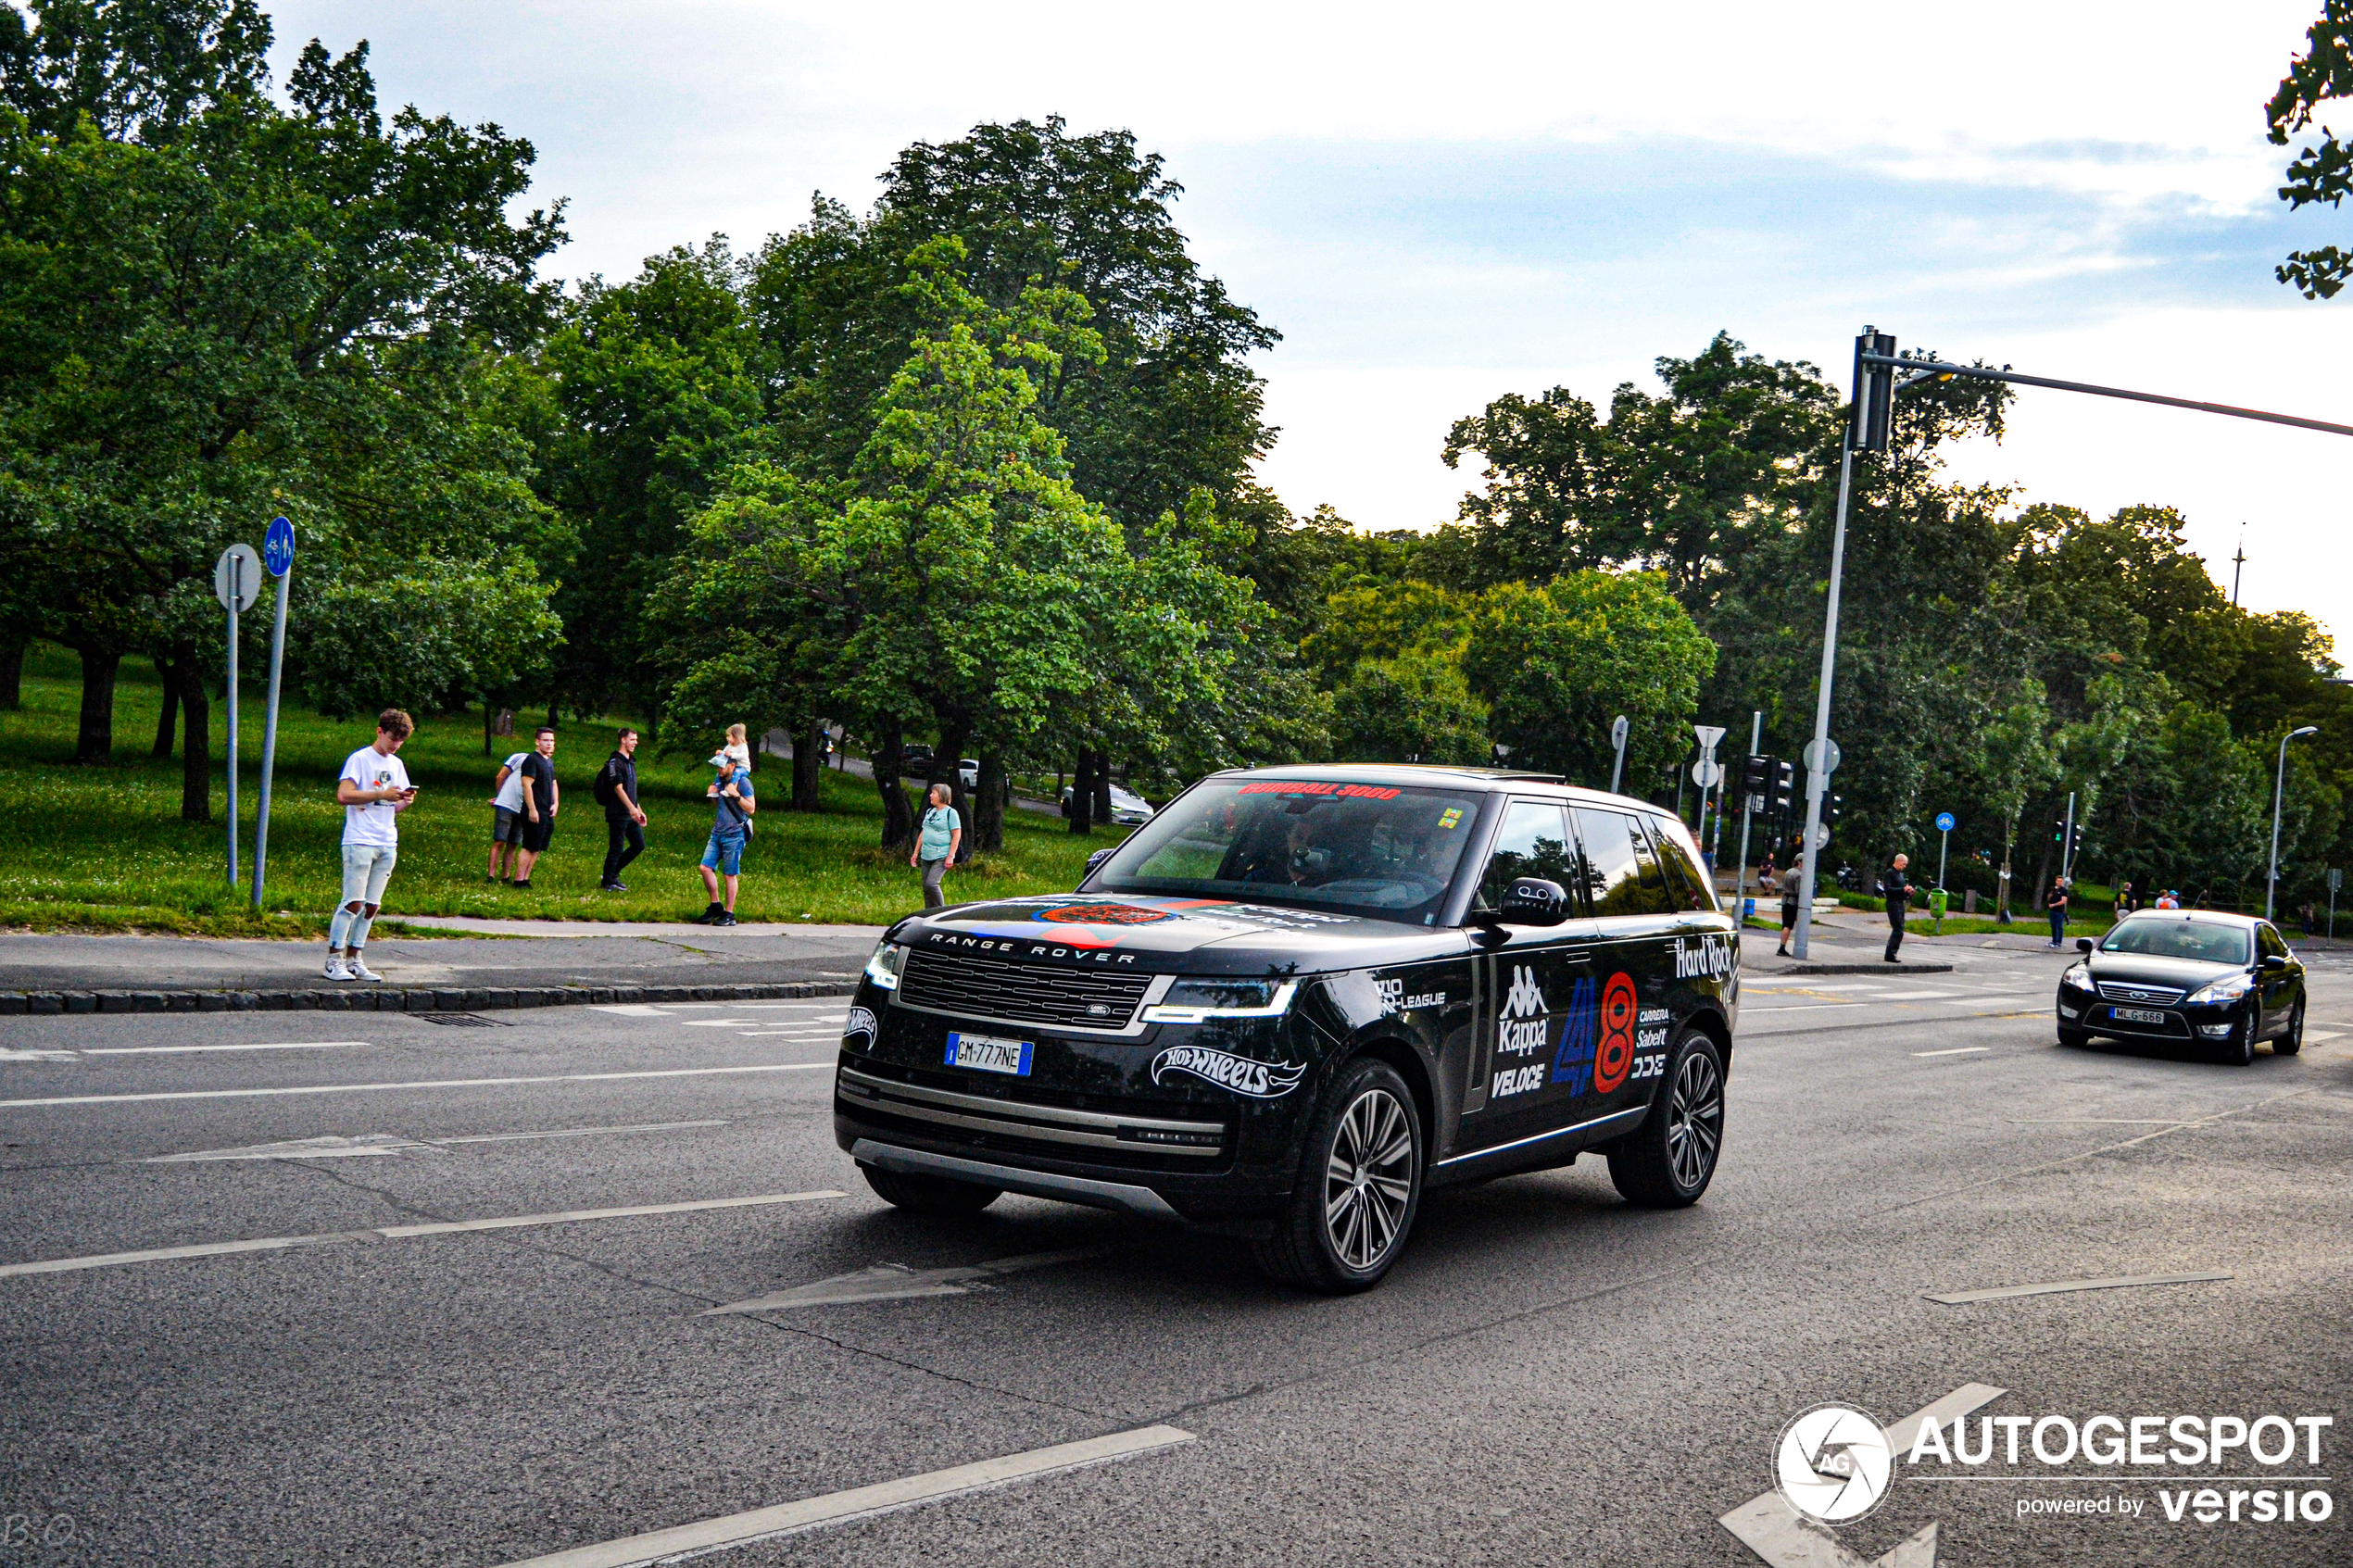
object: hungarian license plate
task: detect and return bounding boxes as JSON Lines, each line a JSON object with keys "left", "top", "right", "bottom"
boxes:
{"left": 946, "top": 1031, "right": 1033, "bottom": 1076}
{"left": 2110, "top": 1007, "right": 2167, "bottom": 1025}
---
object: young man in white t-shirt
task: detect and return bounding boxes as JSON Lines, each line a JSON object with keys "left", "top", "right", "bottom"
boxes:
{"left": 327, "top": 709, "right": 418, "bottom": 982}
{"left": 486, "top": 746, "right": 530, "bottom": 882}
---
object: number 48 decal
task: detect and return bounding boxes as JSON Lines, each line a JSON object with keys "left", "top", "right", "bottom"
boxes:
{"left": 1550, "top": 972, "right": 1640, "bottom": 1095}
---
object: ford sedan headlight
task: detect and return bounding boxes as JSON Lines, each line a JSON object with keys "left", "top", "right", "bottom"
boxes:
{"left": 864, "top": 941, "right": 909, "bottom": 991}
{"left": 2184, "top": 972, "right": 2254, "bottom": 1006}
{"left": 1143, "top": 978, "right": 1298, "bottom": 1024}
{"left": 2060, "top": 962, "right": 2091, "bottom": 990}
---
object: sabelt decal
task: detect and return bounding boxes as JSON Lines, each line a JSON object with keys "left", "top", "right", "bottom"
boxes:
{"left": 1151, "top": 1045, "right": 1306, "bottom": 1098}
{"left": 842, "top": 1006, "right": 877, "bottom": 1045}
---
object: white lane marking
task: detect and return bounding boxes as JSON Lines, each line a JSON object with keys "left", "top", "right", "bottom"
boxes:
{"left": 704, "top": 1248, "right": 1112, "bottom": 1313}
{"left": 1743, "top": 1003, "right": 1869, "bottom": 1012}
{"left": 588, "top": 1005, "right": 671, "bottom": 1017}
{"left": 0, "top": 1062, "right": 829, "bottom": 1110}
{"left": 147, "top": 1134, "right": 429, "bottom": 1162}
{"left": 432, "top": 1120, "right": 730, "bottom": 1146}
{"left": 1912, "top": 1047, "right": 1990, "bottom": 1058}
{"left": 0, "top": 1190, "right": 846, "bottom": 1279}
{"left": 0, "top": 1049, "right": 81, "bottom": 1061}
{"left": 145, "top": 1120, "right": 730, "bottom": 1163}
{"left": 1721, "top": 1383, "right": 2005, "bottom": 1568}
{"left": 2306, "top": 1029, "right": 2345, "bottom": 1043}
{"left": 1880, "top": 989, "right": 1960, "bottom": 999}
{"left": 1924, "top": 1272, "right": 2231, "bottom": 1306}
{"left": 81, "top": 1041, "right": 372, "bottom": 1056}
{"left": 678, "top": 1019, "right": 760, "bottom": 1028}
{"left": 495, "top": 1424, "right": 1195, "bottom": 1568}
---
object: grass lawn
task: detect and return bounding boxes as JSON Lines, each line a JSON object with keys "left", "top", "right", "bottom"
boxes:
{"left": 0, "top": 646, "right": 1125, "bottom": 936}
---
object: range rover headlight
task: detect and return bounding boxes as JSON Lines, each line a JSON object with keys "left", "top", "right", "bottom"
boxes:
{"left": 2184, "top": 972, "right": 2255, "bottom": 1006}
{"left": 2060, "top": 962, "right": 2091, "bottom": 990}
{"left": 863, "top": 941, "right": 909, "bottom": 991}
{"left": 1142, "top": 978, "right": 1299, "bottom": 1024}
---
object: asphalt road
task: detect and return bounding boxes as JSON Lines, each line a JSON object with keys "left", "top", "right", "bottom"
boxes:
{"left": 2, "top": 938, "right": 2347, "bottom": 1567}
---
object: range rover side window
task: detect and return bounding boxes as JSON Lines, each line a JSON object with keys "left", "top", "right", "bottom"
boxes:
{"left": 1640, "top": 816, "right": 1718, "bottom": 911}
{"left": 1573, "top": 809, "right": 1675, "bottom": 918}
{"left": 1474, "top": 801, "right": 1578, "bottom": 913}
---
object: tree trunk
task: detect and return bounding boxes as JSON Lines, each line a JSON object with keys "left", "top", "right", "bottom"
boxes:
{"left": 2031, "top": 832, "right": 2053, "bottom": 911}
{"left": 1068, "top": 752, "right": 1095, "bottom": 835}
{"left": 1996, "top": 821, "right": 2017, "bottom": 922}
{"left": 483, "top": 696, "right": 493, "bottom": 758}
{"left": 872, "top": 729, "right": 915, "bottom": 849}
{"left": 792, "top": 716, "right": 824, "bottom": 811}
{"left": 0, "top": 634, "right": 27, "bottom": 710}
{"left": 974, "top": 752, "right": 1007, "bottom": 853}
{"left": 933, "top": 721, "right": 973, "bottom": 862}
{"left": 1092, "top": 751, "right": 1113, "bottom": 825}
{"left": 151, "top": 658, "right": 182, "bottom": 757}
{"left": 73, "top": 644, "right": 120, "bottom": 764}
{"left": 179, "top": 664, "right": 211, "bottom": 823}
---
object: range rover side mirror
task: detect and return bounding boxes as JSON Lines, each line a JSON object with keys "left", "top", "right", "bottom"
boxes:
{"left": 1500, "top": 877, "right": 1568, "bottom": 926}
{"left": 2261, "top": 953, "right": 2288, "bottom": 971}
{"left": 2076, "top": 937, "right": 2094, "bottom": 954}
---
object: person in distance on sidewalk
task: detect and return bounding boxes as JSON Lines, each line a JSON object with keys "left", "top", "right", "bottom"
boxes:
{"left": 1777, "top": 871, "right": 1800, "bottom": 957}
{"left": 326, "top": 709, "right": 417, "bottom": 984}
{"left": 598, "top": 727, "right": 647, "bottom": 891}
{"left": 696, "top": 751, "right": 754, "bottom": 925}
{"left": 1878, "top": 853, "right": 1917, "bottom": 963}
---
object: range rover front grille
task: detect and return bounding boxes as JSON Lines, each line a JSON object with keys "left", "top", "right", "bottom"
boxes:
{"left": 897, "top": 948, "right": 1155, "bottom": 1030}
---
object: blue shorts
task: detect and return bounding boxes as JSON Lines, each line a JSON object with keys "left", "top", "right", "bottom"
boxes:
{"left": 700, "top": 832, "right": 745, "bottom": 876}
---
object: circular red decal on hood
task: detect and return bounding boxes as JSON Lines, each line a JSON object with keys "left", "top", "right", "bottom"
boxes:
{"left": 1034, "top": 904, "right": 1173, "bottom": 926}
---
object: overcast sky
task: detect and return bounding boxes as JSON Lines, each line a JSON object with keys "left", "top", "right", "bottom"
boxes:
{"left": 271, "top": 1, "right": 2347, "bottom": 637}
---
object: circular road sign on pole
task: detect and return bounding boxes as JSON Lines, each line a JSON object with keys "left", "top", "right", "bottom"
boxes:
{"left": 1934, "top": 810, "right": 1956, "bottom": 834}
{"left": 1802, "top": 737, "right": 1842, "bottom": 775}
{"left": 1692, "top": 759, "right": 1722, "bottom": 789}
{"left": 213, "top": 544, "right": 261, "bottom": 612}
{"left": 262, "top": 514, "right": 296, "bottom": 577}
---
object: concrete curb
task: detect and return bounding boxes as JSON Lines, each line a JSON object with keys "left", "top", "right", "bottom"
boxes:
{"left": 0, "top": 979, "right": 861, "bottom": 1019}
{"left": 1747, "top": 962, "right": 1956, "bottom": 977}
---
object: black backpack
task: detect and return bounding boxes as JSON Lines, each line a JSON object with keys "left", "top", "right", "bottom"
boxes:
{"left": 591, "top": 758, "right": 619, "bottom": 808}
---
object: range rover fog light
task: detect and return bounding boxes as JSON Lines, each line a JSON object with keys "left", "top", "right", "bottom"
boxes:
{"left": 863, "top": 941, "right": 909, "bottom": 991}
{"left": 1143, "top": 979, "right": 1299, "bottom": 1024}
{"left": 2197, "top": 1022, "right": 2234, "bottom": 1037}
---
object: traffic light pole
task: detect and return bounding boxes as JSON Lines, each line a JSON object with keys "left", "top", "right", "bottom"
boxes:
{"left": 2059, "top": 791, "right": 2076, "bottom": 883}
{"left": 1792, "top": 438, "right": 1856, "bottom": 961}
{"left": 1733, "top": 710, "right": 1761, "bottom": 932}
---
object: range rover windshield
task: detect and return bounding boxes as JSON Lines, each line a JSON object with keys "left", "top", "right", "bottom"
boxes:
{"left": 1091, "top": 778, "right": 1484, "bottom": 924}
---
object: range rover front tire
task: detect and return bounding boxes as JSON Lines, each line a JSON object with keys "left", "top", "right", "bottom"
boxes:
{"left": 1606, "top": 1028, "right": 1724, "bottom": 1208}
{"left": 861, "top": 1163, "right": 1002, "bottom": 1216}
{"left": 1253, "top": 1057, "right": 1422, "bottom": 1295}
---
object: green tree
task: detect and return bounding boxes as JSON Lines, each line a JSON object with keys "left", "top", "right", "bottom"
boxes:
{"left": 1328, "top": 649, "right": 1488, "bottom": 766}
{"left": 2268, "top": 2, "right": 2353, "bottom": 298}
{"left": 1459, "top": 571, "right": 1717, "bottom": 787}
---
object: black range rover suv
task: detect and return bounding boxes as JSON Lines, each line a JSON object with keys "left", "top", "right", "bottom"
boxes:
{"left": 835, "top": 766, "right": 1738, "bottom": 1292}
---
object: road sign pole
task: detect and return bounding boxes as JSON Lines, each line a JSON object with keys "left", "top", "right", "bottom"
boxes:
{"left": 1609, "top": 715, "right": 1629, "bottom": 795}
{"left": 1793, "top": 437, "right": 1856, "bottom": 960}
{"left": 2060, "top": 790, "right": 2076, "bottom": 884}
{"left": 252, "top": 519, "right": 295, "bottom": 912}
{"left": 226, "top": 585, "right": 239, "bottom": 886}
{"left": 1733, "top": 710, "right": 1762, "bottom": 928}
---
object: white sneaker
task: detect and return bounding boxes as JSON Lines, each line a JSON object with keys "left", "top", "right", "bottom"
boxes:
{"left": 323, "top": 955, "right": 353, "bottom": 982}
{"left": 347, "top": 956, "right": 383, "bottom": 983}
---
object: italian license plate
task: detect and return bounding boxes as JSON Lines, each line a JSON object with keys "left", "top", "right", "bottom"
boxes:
{"left": 946, "top": 1031, "right": 1033, "bottom": 1076}
{"left": 2110, "top": 1007, "right": 2167, "bottom": 1025}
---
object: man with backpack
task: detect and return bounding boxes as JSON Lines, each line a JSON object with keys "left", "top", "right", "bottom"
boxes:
{"left": 696, "top": 750, "right": 755, "bottom": 925}
{"left": 596, "top": 727, "right": 647, "bottom": 892}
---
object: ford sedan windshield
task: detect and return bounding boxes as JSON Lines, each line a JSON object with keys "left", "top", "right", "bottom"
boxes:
{"left": 1091, "top": 779, "right": 1483, "bottom": 923}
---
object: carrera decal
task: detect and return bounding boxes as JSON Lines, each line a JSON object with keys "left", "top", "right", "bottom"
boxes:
{"left": 1151, "top": 1045, "right": 1306, "bottom": 1098}
{"left": 842, "top": 1006, "right": 877, "bottom": 1046}
{"left": 1593, "top": 972, "right": 1638, "bottom": 1094}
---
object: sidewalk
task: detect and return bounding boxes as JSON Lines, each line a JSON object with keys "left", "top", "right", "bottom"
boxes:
{"left": 0, "top": 920, "right": 887, "bottom": 1018}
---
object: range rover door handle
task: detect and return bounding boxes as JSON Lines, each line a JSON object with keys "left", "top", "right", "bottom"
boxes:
{"left": 1556, "top": 948, "right": 1595, "bottom": 966}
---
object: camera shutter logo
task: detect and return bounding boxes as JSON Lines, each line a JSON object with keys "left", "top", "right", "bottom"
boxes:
{"left": 1775, "top": 1404, "right": 1893, "bottom": 1524}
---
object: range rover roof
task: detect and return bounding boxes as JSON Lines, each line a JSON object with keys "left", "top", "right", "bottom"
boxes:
{"left": 1207, "top": 763, "right": 1666, "bottom": 804}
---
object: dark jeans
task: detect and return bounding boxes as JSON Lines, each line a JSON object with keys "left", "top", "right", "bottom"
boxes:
{"left": 602, "top": 816, "right": 644, "bottom": 884}
{"left": 1885, "top": 905, "right": 1906, "bottom": 960}
{"left": 2049, "top": 906, "right": 2067, "bottom": 944}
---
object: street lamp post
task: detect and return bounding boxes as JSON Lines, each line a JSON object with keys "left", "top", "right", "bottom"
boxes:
{"left": 2268, "top": 725, "right": 2319, "bottom": 921}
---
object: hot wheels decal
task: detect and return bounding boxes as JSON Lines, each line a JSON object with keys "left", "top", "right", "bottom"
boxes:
{"left": 1151, "top": 1045, "right": 1306, "bottom": 1098}
{"left": 842, "top": 1006, "right": 877, "bottom": 1046}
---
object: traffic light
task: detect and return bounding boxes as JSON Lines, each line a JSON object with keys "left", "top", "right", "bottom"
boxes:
{"left": 1850, "top": 328, "right": 1897, "bottom": 453}
{"left": 1740, "top": 753, "right": 1772, "bottom": 796}
{"left": 1770, "top": 759, "right": 1795, "bottom": 814}
{"left": 1826, "top": 793, "right": 1843, "bottom": 827}
{"left": 2053, "top": 816, "right": 2067, "bottom": 845}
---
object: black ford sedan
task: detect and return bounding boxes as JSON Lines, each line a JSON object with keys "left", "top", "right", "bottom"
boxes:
{"left": 835, "top": 765, "right": 1739, "bottom": 1293}
{"left": 2056, "top": 910, "right": 2307, "bottom": 1064}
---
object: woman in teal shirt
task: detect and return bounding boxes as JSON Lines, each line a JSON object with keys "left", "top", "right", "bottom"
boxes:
{"left": 911, "top": 783, "right": 962, "bottom": 908}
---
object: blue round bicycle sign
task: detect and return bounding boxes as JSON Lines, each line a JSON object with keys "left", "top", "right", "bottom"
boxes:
{"left": 1934, "top": 811, "right": 1957, "bottom": 833}
{"left": 263, "top": 515, "right": 295, "bottom": 576}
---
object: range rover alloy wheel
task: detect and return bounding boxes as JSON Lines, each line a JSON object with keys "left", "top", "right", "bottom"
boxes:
{"left": 1606, "top": 1028, "right": 1724, "bottom": 1208}
{"left": 1254, "top": 1058, "right": 1422, "bottom": 1294}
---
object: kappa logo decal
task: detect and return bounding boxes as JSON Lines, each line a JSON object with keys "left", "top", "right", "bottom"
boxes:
{"left": 1151, "top": 1045, "right": 1306, "bottom": 1098}
{"left": 1497, "top": 965, "right": 1549, "bottom": 1059}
